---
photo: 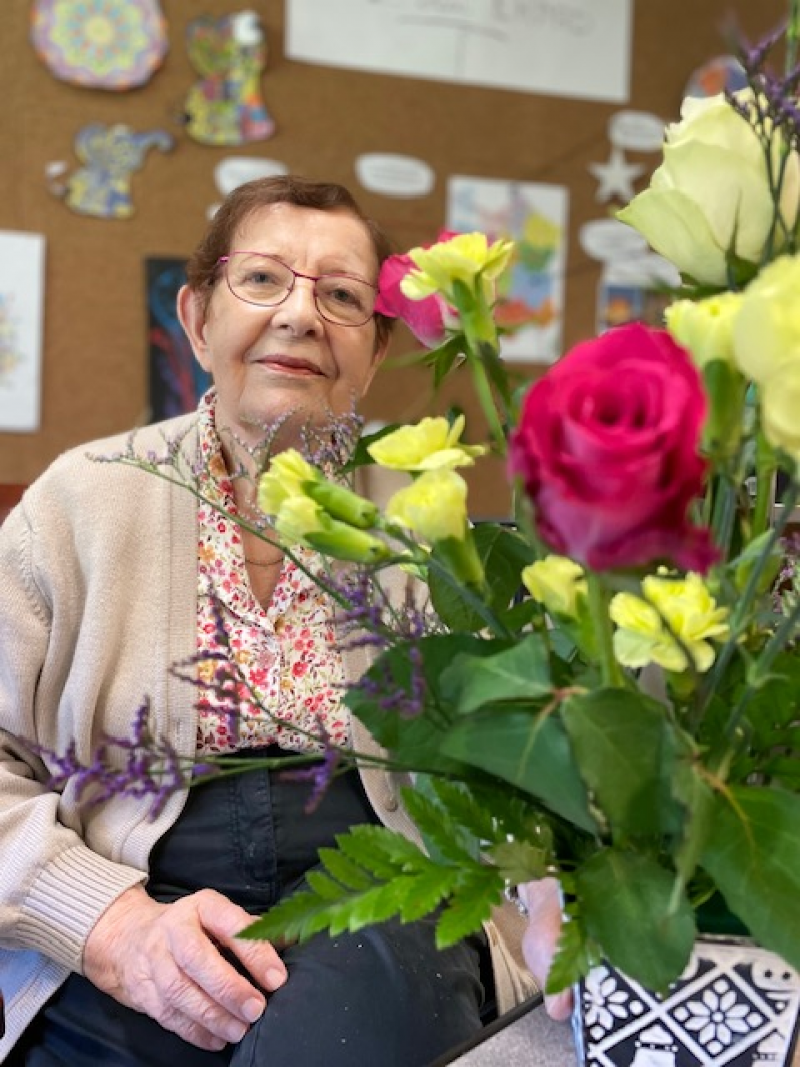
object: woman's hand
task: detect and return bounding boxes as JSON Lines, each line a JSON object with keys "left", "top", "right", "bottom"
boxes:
{"left": 83, "top": 885, "right": 288, "bottom": 1051}
{"left": 519, "top": 877, "right": 573, "bottom": 1021}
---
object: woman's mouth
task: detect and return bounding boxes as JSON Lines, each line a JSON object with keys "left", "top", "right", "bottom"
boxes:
{"left": 256, "top": 355, "right": 323, "bottom": 376}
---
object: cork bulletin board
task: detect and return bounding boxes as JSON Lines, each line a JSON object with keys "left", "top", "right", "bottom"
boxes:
{"left": 0, "top": 0, "right": 787, "bottom": 517}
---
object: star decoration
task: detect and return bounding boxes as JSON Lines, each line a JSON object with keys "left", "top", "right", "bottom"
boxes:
{"left": 589, "top": 146, "right": 646, "bottom": 203}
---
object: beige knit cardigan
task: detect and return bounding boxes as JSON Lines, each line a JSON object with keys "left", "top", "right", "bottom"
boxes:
{"left": 0, "top": 414, "right": 536, "bottom": 1060}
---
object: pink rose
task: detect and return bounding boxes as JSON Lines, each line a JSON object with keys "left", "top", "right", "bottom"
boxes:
{"left": 375, "top": 230, "right": 459, "bottom": 348}
{"left": 509, "top": 323, "right": 718, "bottom": 573}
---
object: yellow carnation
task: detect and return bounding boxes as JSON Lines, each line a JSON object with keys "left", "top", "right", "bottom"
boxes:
{"left": 258, "top": 449, "right": 317, "bottom": 515}
{"left": 610, "top": 573, "right": 730, "bottom": 673}
{"left": 367, "top": 415, "right": 486, "bottom": 472}
{"left": 521, "top": 556, "right": 586, "bottom": 619}
{"left": 761, "top": 363, "right": 800, "bottom": 467}
{"left": 665, "top": 292, "right": 743, "bottom": 368}
{"left": 733, "top": 253, "right": 800, "bottom": 384}
{"left": 385, "top": 469, "right": 468, "bottom": 543}
{"left": 400, "top": 233, "right": 515, "bottom": 304}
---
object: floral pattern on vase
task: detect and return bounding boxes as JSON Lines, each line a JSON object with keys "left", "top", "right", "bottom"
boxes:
{"left": 573, "top": 938, "right": 800, "bottom": 1066}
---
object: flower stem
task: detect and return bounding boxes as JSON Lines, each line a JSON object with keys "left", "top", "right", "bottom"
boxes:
{"left": 787, "top": 0, "right": 800, "bottom": 73}
{"left": 585, "top": 572, "right": 624, "bottom": 688}
{"left": 698, "top": 479, "right": 800, "bottom": 717}
{"left": 465, "top": 347, "right": 508, "bottom": 456}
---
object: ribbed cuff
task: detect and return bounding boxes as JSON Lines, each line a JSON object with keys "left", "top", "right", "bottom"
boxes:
{"left": 16, "top": 845, "right": 146, "bottom": 971}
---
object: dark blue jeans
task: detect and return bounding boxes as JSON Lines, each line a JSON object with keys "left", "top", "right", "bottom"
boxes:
{"left": 12, "top": 750, "right": 487, "bottom": 1066}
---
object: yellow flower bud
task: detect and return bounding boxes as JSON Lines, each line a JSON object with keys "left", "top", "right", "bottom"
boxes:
{"left": 275, "top": 497, "right": 389, "bottom": 564}
{"left": 367, "top": 415, "right": 486, "bottom": 472}
{"left": 521, "top": 556, "right": 587, "bottom": 619}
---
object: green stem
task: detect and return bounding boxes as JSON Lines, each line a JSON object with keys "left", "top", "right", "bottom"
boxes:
{"left": 697, "top": 479, "right": 800, "bottom": 718}
{"left": 585, "top": 573, "right": 624, "bottom": 687}
{"left": 788, "top": 0, "right": 800, "bottom": 73}
{"left": 466, "top": 347, "right": 508, "bottom": 456}
{"left": 722, "top": 592, "right": 800, "bottom": 743}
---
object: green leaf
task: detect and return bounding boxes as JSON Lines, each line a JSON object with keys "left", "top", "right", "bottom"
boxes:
{"left": 399, "top": 865, "right": 461, "bottom": 923}
{"left": 473, "top": 523, "right": 536, "bottom": 613}
{"left": 306, "top": 869, "right": 351, "bottom": 901}
{"left": 488, "top": 838, "right": 549, "bottom": 885}
{"left": 335, "top": 824, "right": 426, "bottom": 878}
{"left": 401, "top": 786, "right": 480, "bottom": 865}
{"left": 435, "top": 867, "right": 503, "bottom": 948}
{"left": 700, "top": 786, "right": 800, "bottom": 972}
{"left": 561, "top": 688, "right": 682, "bottom": 838}
{"left": 428, "top": 523, "right": 535, "bottom": 631}
{"left": 346, "top": 637, "right": 482, "bottom": 770}
{"left": 441, "top": 633, "right": 552, "bottom": 715}
{"left": 441, "top": 709, "right": 598, "bottom": 834}
{"left": 575, "top": 849, "right": 696, "bottom": 991}
{"left": 316, "top": 847, "right": 375, "bottom": 891}
{"left": 546, "top": 913, "right": 597, "bottom": 993}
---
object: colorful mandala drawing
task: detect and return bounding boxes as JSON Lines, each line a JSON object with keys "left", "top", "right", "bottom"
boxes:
{"left": 0, "top": 296, "right": 22, "bottom": 384}
{"left": 30, "top": 0, "right": 168, "bottom": 90}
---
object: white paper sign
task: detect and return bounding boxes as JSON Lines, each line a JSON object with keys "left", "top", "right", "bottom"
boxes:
{"left": 355, "top": 153, "right": 435, "bottom": 198}
{"left": 287, "top": 0, "right": 633, "bottom": 103}
{"left": 0, "top": 231, "right": 45, "bottom": 433}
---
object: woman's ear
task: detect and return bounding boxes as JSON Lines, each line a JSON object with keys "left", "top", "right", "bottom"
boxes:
{"left": 177, "top": 284, "right": 212, "bottom": 373}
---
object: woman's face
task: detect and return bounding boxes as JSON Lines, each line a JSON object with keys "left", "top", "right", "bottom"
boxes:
{"left": 178, "top": 202, "right": 388, "bottom": 449}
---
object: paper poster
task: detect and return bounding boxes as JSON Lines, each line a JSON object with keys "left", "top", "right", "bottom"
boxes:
{"left": 287, "top": 0, "right": 632, "bottom": 103}
{"left": 146, "top": 258, "right": 211, "bottom": 422}
{"left": 447, "top": 176, "right": 569, "bottom": 364}
{"left": 0, "top": 232, "right": 45, "bottom": 433}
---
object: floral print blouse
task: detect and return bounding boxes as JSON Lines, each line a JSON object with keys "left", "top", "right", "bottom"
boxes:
{"left": 194, "top": 395, "right": 348, "bottom": 755}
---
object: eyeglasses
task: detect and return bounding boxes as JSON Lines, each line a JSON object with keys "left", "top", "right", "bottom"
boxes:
{"left": 217, "top": 252, "right": 378, "bottom": 327}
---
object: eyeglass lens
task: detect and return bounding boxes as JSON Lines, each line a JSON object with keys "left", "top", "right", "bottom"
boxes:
{"left": 224, "top": 252, "right": 376, "bottom": 326}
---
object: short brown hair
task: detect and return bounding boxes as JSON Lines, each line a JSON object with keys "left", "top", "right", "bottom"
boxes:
{"left": 185, "top": 174, "right": 395, "bottom": 348}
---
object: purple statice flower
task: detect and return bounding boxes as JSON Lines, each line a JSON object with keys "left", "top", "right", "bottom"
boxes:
{"left": 278, "top": 721, "right": 343, "bottom": 812}
{"left": 727, "top": 19, "right": 800, "bottom": 152}
{"left": 34, "top": 698, "right": 218, "bottom": 818}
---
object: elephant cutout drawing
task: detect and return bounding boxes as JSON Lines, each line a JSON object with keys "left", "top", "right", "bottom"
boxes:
{"left": 49, "top": 123, "right": 174, "bottom": 219}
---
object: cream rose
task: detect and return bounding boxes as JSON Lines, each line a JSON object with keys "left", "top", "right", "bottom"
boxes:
{"left": 617, "top": 90, "right": 800, "bottom": 287}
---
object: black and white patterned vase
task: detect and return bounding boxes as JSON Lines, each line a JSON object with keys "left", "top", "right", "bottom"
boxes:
{"left": 572, "top": 937, "right": 800, "bottom": 1066}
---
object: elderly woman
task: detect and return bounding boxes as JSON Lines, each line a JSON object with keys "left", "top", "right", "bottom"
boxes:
{"left": 0, "top": 175, "right": 549, "bottom": 1065}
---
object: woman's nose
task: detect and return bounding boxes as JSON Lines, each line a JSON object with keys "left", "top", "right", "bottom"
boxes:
{"left": 270, "top": 279, "right": 323, "bottom": 333}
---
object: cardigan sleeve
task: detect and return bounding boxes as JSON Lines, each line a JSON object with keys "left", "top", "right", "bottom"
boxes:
{"left": 0, "top": 485, "right": 151, "bottom": 972}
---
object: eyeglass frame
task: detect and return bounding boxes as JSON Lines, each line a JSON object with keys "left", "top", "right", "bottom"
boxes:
{"left": 216, "top": 252, "right": 380, "bottom": 327}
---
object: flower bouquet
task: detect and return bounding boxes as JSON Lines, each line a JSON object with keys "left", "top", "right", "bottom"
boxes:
{"left": 73, "top": 10, "right": 800, "bottom": 1063}
{"left": 240, "top": 24, "right": 800, "bottom": 994}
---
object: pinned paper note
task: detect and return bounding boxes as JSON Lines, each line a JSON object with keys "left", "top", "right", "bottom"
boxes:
{"left": 207, "top": 157, "right": 289, "bottom": 218}
{"left": 355, "top": 154, "right": 434, "bottom": 198}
